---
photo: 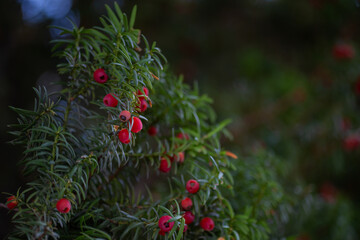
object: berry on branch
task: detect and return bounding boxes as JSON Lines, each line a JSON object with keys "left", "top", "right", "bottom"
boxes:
{"left": 183, "top": 211, "right": 195, "bottom": 224}
{"left": 200, "top": 217, "right": 215, "bottom": 231}
{"left": 93, "top": 68, "right": 108, "bottom": 83}
{"left": 181, "top": 197, "right": 193, "bottom": 210}
{"left": 128, "top": 117, "right": 143, "bottom": 133}
{"left": 56, "top": 198, "right": 71, "bottom": 213}
{"left": 103, "top": 93, "right": 118, "bottom": 107}
{"left": 159, "top": 158, "right": 171, "bottom": 173}
{"left": 6, "top": 196, "right": 18, "bottom": 210}
{"left": 158, "top": 215, "right": 174, "bottom": 233}
{"left": 118, "top": 128, "right": 131, "bottom": 144}
{"left": 119, "top": 110, "right": 131, "bottom": 122}
{"left": 186, "top": 179, "right": 200, "bottom": 194}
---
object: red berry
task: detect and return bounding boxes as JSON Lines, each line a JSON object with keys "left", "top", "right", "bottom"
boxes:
{"left": 103, "top": 93, "right": 118, "bottom": 107}
{"left": 137, "top": 87, "right": 149, "bottom": 100}
{"left": 118, "top": 129, "right": 131, "bottom": 144}
{"left": 177, "top": 132, "right": 189, "bottom": 140}
{"left": 93, "top": 68, "right": 108, "bottom": 83}
{"left": 148, "top": 126, "right": 158, "bottom": 136}
{"left": 183, "top": 224, "right": 188, "bottom": 232}
{"left": 343, "top": 135, "right": 360, "bottom": 151}
{"left": 186, "top": 179, "right": 200, "bottom": 194}
{"left": 158, "top": 215, "right": 174, "bottom": 233}
{"left": 200, "top": 217, "right": 215, "bottom": 231}
{"left": 183, "top": 211, "right": 195, "bottom": 224}
{"left": 128, "top": 117, "right": 143, "bottom": 133}
{"left": 332, "top": 43, "right": 355, "bottom": 60}
{"left": 174, "top": 152, "right": 185, "bottom": 164}
{"left": 181, "top": 197, "right": 193, "bottom": 210}
{"left": 56, "top": 198, "right": 71, "bottom": 213}
{"left": 6, "top": 196, "right": 17, "bottom": 210}
{"left": 119, "top": 110, "right": 131, "bottom": 122}
{"left": 159, "top": 158, "right": 171, "bottom": 173}
{"left": 159, "top": 230, "right": 166, "bottom": 236}
{"left": 138, "top": 99, "right": 148, "bottom": 112}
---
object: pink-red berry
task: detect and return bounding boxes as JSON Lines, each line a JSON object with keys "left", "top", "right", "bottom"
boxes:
{"left": 138, "top": 99, "right": 148, "bottom": 112}
{"left": 148, "top": 126, "right": 158, "bottom": 136}
{"left": 6, "top": 196, "right": 17, "bottom": 210}
{"left": 174, "top": 152, "right": 185, "bottom": 164}
{"left": 183, "top": 224, "right": 188, "bottom": 232}
{"left": 119, "top": 110, "right": 131, "bottom": 122}
{"left": 118, "top": 129, "right": 131, "bottom": 144}
{"left": 200, "top": 217, "right": 215, "bottom": 231}
{"left": 137, "top": 87, "right": 149, "bottom": 100}
{"left": 177, "top": 132, "right": 189, "bottom": 140}
{"left": 186, "top": 179, "right": 200, "bottom": 194}
{"left": 56, "top": 198, "right": 71, "bottom": 213}
{"left": 159, "top": 158, "right": 171, "bottom": 173}
{"left": 128, "top": 117, "right": 143, "bottom": 133}
{"left": 159, "top": 230, "right": 166, "bottom": 236}
{"left": 93, "top": 68, "right": 108, "bottom": 83}
{"left": 181, "top": 197, "right": 193, "bottom": 210}
{"left": 103, "top": 93, "right": 118, "bottom": 107}
{"left": 332, "top": 43, "right": 355, "bottom": 60}
{"left": 183, "top": 211, "right": 195, "bottom": 224}
{"left": 158, "top": 215, "right": 174, "bottom": 233}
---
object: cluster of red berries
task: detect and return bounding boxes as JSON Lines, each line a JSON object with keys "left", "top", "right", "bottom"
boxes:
{"left": 136, "top": 87, "right": 150, "bottom": 113}
{"left": 93, "top": 68, "right": 150, "bottom": 145}
{"left": 158, "top": 179, "right": 215, "bottom": 236}
{"left": 158, "top": 133, "right": 188, "bottom": 173}
{"left": 118, "top": 111, "right": 143, "bottom": 144}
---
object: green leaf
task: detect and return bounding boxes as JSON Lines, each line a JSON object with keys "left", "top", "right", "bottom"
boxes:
{"left": 129, "top": 5, "right": 137, "bottom": 29}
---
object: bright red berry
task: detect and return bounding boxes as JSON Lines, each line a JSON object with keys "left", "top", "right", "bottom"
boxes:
{"left": 119, "top": 110, "right": 131, "bottom": 122}
{"left": 200, "top": 217, "right": 215, "bottom": 231}
{"left": 6, "top": 196, "right": 17, "bottom": 210}
{"left": 183, "top": 211, "right": 195, "bottom": 224}
{"left": 56, "top": 198, "right": 71, "bottom": 213}
{"left": 343, "top": 135, "right": 360, "bottom": 151}
{"left": 186, "top": 179, "right": 200, "bottom": 194}
{"left": 128, "top": 117, "right": 143, "bottom": 133}
{"left": 138, "top": 99, "right": 148, "bottom": 112}
{"left": 181, "top": 197, "right": 193, "bottom": 210}
{"left": 159, "top": 158, "right": 171, "bottom": 173}
{"left": 103, "top": 93, "right": 118, "bottom": 107}
{"left": 174, "top": 152, "right": 185, "bottom": 164}
{"left": 148, "top": 126, "right": 158, "bottom": 136}
{"left": 93, "top": 68, "right": 108, "bottom": 83}
{"left": 177, "top": 132, "right": 189, "bottom": 140}
{"left": 118, "top": 129, "right": 131, "bottom": 144}
{"left": 332, "top": 43, "right": 355, "bottom": 60}
{"left": 158, "top": 215, "right": 174, "bottom": 233}
{"left": 137, "top": 87, "right": 149, "bottom": 100}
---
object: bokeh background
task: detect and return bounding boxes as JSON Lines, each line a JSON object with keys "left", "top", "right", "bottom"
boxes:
{"left": 2, "top": 0, "right": 360, "bottom": 239}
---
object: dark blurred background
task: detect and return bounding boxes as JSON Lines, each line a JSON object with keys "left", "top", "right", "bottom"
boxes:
{"left": 2, "top": 0, "right": 360, "bottom": 238}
